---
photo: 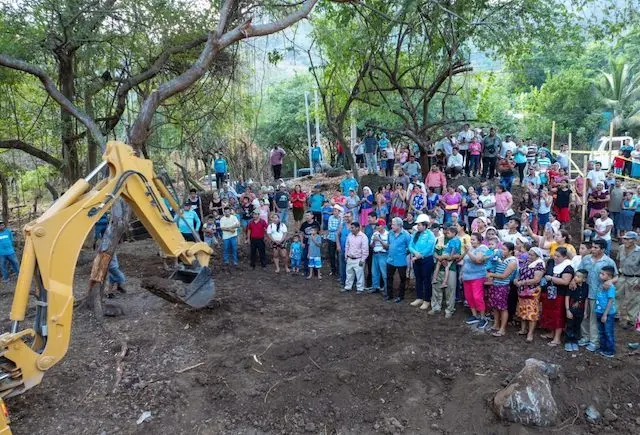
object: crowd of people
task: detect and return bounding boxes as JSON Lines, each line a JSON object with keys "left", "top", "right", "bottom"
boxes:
{"left": 1, "top": 125, "right": 639, "bottom": 357}
{"left": 167, "top": 126, "right": 640, "bottom": 357}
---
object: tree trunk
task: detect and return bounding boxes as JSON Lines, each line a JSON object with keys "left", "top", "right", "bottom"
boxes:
{"left": 58, "top": 52, "right": 80, "bottom": 183}
{"left": 88, "top": 199, "right": 131, "bottom": 321}
{"left": 331, "top": 120, "right": 359, "bottom": 184}
{"left": 0, "top": 172, "right": 9, "bottom": 224}
{"left": 85, "top": 93, "right": 98, "bottom": 171}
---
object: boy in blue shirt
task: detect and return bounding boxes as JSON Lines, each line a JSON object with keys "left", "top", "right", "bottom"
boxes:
{"left": 0, "top": 220, "right": 19, "bottom": 282}
{"left": 595, "top": 265, "right": 617, "bottom": 357}
{"left": 308, "top": 185, "right": 326, "bottom": 223}
{"left": 289, "top": 234, "right": 303, "bottom": 274}
{"left": 321, "top": 200, "right": 333, "bottom": 231}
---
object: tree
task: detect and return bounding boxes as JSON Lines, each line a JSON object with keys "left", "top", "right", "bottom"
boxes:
{"left": 596, "top": 57, "right": 640, "bottom": 135}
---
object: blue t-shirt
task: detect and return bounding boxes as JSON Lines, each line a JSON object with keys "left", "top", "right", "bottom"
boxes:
{"left": 340, "top": 178, "right": 359, "bottom": 195}
{"left": 309, "top": 193, "right": 326, "bottom": 212}
{"left": 378, "top": 137, "right": 390, "bottom": 150}
{"left": 462, "top": 245, "right": 489, "bottom": 280}
{"left": 486, "top": 248, "right": 500, "bottom": 272}
{"left": 321, "top": 205, "right": 333, "bottom": 222}
{"left": 311, "top": 146, "right": 322, "bottom": 161}
{"left": 595, "top": 284, "right": 617, "bottom": 314}
{"left": 339, "top": 224, "right": 351, "bottom": 250}
{"left": 290, "top": 241, "right": 302, "bottom": 260}
{"left": 0, "top": 229, "right": 15, "bottom": 256}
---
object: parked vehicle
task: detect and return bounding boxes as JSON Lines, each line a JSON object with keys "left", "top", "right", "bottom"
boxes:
{"left": 591, "top": 135, "right": 634, "bottom": 169}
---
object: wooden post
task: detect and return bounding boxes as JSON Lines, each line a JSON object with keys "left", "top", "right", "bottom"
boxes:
{"left": 581, "top": 156, "right": 588, "bottom": 242}
{"left": 568, "top": 133, "right": 572, "bottom": 178}
{"left": 550, "top": 121, "right": 556, "bottom": 152}
{"left": 608, "top": 121, "right": 614, "bottom": 168}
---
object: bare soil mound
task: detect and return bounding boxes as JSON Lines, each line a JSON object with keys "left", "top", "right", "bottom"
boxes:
{"left": 1, "top": 239, "right": 638, "bottom": 434}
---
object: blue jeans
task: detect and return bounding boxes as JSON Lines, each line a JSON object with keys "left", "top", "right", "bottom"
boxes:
{"left": 538, "top": 212, "right": 549, "bottom": 231}
{"left": 278, "top": 209, "right": 288, "bottom": 225}
{"left": 365, "top": 153, "right": 378, "bottom": 173}
{"left": 108, "top": 254, "right": 125, "bottom": 285}
{"left": 372, "top": 253, "right": 388, "bottom": 290}
{"left": 312, "top": 159, "right": 322, "bottom": 173}
{"left": 500, "top": 175, "right": 514, "bottom": 191}
{"left": 469, "top": 155, "right": 480, "bottom": 175}
{"left": 223, "top": 236, "right": 238, "bottom": 265}
{"left": 596, "top": 312, "right": 615, "bottom": 355}
{"left": 0, "top": 253, "right": 20, "bottom": 280}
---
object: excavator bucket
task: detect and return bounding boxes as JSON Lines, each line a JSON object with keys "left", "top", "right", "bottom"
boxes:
{"left": 169, "top": 266, "right": 215, "bottom": 308}
{"left": 141, "top": 266, "right": 215, "bottom": 309}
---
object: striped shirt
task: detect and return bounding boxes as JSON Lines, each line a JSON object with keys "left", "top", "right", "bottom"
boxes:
{"left": 493, "top": 256, "right": 518, "bottom": 285}
{"left": 526, "top": 145, "right": 538, "bottom": 163}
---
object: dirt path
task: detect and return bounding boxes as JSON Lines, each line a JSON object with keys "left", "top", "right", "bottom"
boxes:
{"left": 1, "top": 239, "right": 639, "bottom": 434}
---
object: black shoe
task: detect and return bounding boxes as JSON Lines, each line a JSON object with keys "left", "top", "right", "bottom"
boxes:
{"left": 116, "top": 286, "right": 127, "bottom": 294}
{"left": 394, "top": 297, "right": 403, "bottom": 304}
{"left": 383, "top": 295, "right": 392, "bottom": 301}
{"left": 367, "top": 288, "right": 381, "bottom": 294}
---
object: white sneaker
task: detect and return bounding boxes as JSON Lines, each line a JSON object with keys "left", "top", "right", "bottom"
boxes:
{"left": 410, "top": 299, "right": 424, "bottom": 307}
{"left": 419, "top": 301, "right": 430, "bottom": 310}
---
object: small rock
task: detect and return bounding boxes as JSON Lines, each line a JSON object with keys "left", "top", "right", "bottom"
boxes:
{"left": 374, "top": 423, "right": 380, "bottom": 430}
{"left": 576, "top": 365, "right": 586, "bottom": 372}
{"left": 585, "top": 405, "right": 601, "bottom": 423}
{"left": 431, "top": 423, "right": 439, "bottom": 429}
{"left": 613, "top": 404, "right": 620, "bottom": 410}
{"left": 136, "top": 411, "right": 152, "bottom": 425}
{"left": 304, "top": 422, "right": 316, "bottom": 432}
{"left": 603, "top": 409, "right": 618, "bottom": 422}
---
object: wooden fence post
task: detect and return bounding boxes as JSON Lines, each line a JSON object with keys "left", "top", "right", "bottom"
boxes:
{"left": 581, "top": 156, "right": 588, "bottom": 242}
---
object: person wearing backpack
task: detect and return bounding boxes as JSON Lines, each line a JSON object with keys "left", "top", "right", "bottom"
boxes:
{"left": 481, "top": 127, "right": 501, "bottom": 180}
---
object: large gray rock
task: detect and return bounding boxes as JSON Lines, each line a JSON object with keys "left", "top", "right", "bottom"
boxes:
{"left": 493, "top": 358, "right": 560, "bottom": 427}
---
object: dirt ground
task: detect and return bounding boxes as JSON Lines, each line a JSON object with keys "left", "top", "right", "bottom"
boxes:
{"left": 1, "top": 237, "right": 639, "bottom": 435}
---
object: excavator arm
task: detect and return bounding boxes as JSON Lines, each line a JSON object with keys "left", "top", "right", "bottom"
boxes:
{"left": 0, "top": 142, "right": 214, "bottom": 432}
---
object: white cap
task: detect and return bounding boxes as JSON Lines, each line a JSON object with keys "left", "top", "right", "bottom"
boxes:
{"left": 333, "top": 204, "right": 343, "bottom": 212}
{"left": 415, "top": 214, "right": 431, "bottom": 224}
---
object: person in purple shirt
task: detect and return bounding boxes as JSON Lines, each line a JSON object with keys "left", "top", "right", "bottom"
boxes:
{"left": 269, "top": 145, "right": 286, "bottom": 179}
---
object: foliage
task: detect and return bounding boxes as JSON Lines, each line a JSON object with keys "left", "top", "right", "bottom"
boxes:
{"left": 595, "top": 57, "right": 640, "bottom": 135}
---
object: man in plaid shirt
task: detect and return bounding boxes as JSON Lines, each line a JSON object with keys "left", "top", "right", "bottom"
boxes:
{"left": 326, "top": 205, "right": 343, "bottom": 276}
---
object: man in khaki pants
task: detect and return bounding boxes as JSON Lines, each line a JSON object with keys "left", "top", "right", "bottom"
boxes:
{"left": 617, "top": 232, "right": 640, "bottom": 328}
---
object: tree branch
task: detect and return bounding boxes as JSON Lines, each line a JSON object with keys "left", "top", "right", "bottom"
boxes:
{"left": 0, "top": 54, "right": 106, "bottom": 148}
{"left": 0, "top": 140, "right": 64, "bottom": 169}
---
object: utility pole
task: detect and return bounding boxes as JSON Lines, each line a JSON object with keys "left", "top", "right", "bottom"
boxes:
{"left": 304, "top": 92, "right": 313, "bottom": 175}
{"left": 314, "top": 89, "right": 321, "bottom": 173}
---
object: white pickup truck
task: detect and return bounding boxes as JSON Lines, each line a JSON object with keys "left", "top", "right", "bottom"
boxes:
{"left": 590, "top": 135, "right": 635, "bottom": 169}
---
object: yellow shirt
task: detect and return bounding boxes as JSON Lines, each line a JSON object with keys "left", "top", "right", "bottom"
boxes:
{"left": 549, "top": 242, "right": 576, "bottom": 258}
{"left": 458, "top": 233, "right": 471, "bottom": 256}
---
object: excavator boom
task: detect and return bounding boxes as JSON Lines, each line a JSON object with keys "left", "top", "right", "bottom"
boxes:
{"left": 0, "top": 142, "right": 214, "bottom": 433}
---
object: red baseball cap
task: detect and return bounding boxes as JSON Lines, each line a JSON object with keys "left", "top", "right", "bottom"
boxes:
{"left": 377, "top": 218, "right": 386, "bottom": 226}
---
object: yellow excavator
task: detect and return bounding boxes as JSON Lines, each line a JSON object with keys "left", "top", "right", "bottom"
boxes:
{"left": 0, "top": 141, "right": 215, "bottom": 433}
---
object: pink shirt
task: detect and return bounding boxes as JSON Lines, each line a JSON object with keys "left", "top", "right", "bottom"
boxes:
{"left": 425, "top": 171, "right": 446, "bottom": 188}
{"left": 269, "top": 148, "right": 286, "bottom": 165}
{"left": 345, "top": 232, "right": 369, "bottom": 260}
{"left": 469, "top": 142, "right": 482, "bottom": 155}
{"left": 495, "top": 191, "right": 513, "bottom": 213}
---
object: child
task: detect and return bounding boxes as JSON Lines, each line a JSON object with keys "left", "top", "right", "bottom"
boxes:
{"left": 433, "top": 203, "right": 445, "bottom": 225}
{"left": 565, "top": 269, "right": 589, "bottom": 352}
{"left": 203, "top": 215, "right": 217, "bottom": 246}
{"left": 468, "top": 137, "right": 482, "bottom": 177}
{"left": 380, "top": 150, "right": 388, "bottom": 174}
{"left": 289, "top": 234, "right": 303, "bottom": 274}
{"left": 213, "top": 210, "right": 223, "bottom": 239}
{"left": 595, "top": 265, "right": 617, "bottom": 357}
{"left": 432, "top": 225, "right": 448, "bottom": 288}
{"left": 484, "top": 237, "right": 501, "bottom": 283}
{"left": 612, "top": 150, "right": 625, "bottom": 175}
{"left": 321, "top": 200, "right": 333, "bottom": 231}
{"left": 306, "top": 227, "right": 323, "bottom": 280}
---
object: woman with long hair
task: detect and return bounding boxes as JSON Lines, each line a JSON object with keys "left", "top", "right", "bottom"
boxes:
{"left": 540, "top": 247, "right": 574, "bottom": 346}
{"left": 487, "top": 242, "right": 518, "bottom": 337}
{"left": 514, "top": 247, "right": 546, "bottom": 342}
{"left": 390, "top": 183, "right": 408, "bottom": 219}
{"left": 267, "top": 213, "right": 289, "bottom": 273}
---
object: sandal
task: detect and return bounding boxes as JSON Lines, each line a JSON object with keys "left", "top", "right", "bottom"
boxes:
{"left": 517, "top": 331, "right": 527, "bottom": 336}
{"left": 526, "top": 337, "right": 534, "bottom": 343}
{"left": 540, "top": 334, "right": 552, "bottom": 339}
{"left": 492, "top": 331, "right": 505, "bottom": 337}
{"left": 547, "top": 341, "right": 561, "bottom": 347}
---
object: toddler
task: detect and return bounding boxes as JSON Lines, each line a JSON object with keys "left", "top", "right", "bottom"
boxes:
{"left": 289, "top": 235, "right": 302, "bottom": 274}
{"left": 203, "top": 215, "right": 217, "bottom": 246}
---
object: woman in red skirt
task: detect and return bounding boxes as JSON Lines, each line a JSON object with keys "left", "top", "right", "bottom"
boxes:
{"left": 553, "top": 178, "right": 572, "bottom": 224}
{"left": 540, "top": 247, "right": 574, "bottom": 346}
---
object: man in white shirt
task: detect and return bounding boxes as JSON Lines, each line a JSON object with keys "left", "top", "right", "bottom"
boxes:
{"left": 586, "top": 161, "right": 606, "bottom": 193}
{"left": 219, "top": 206, "right": 240, "bottom": 268}
{"left": 498, "top": 217, "right": 523, "bottom": 245}
{"left": 500, "top": 134, "right": 517, "bottom": 158}
{"left": 369, "top": 218, "right": 389, "bottom": 294}
{"left": 593, "top": 209, "right": 614, "bottom": 255}
{"left": 445, "top": 147, "right": 464, "bottom": 178}
{"left": 457, "top": 123, "right": 474, "bottom": 174}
